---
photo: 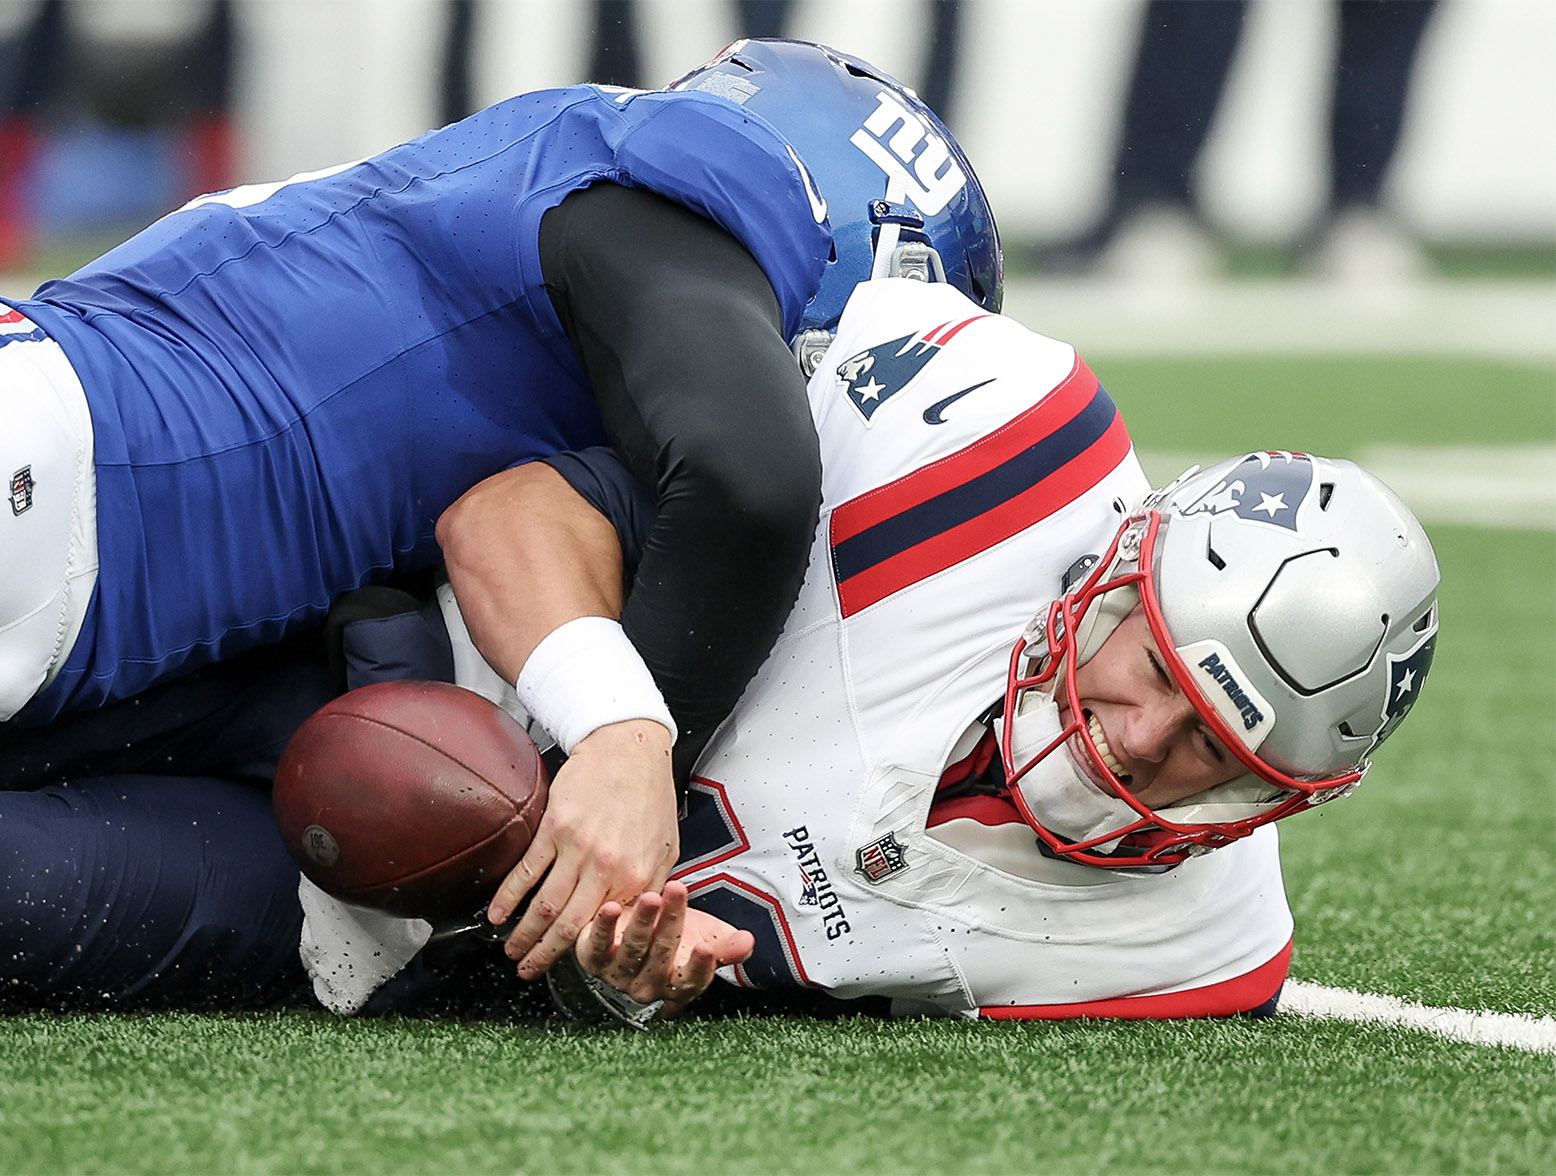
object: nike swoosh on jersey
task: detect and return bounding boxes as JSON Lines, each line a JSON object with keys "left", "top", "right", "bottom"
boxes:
{"left": 922, "top": 378, "right": 996, "bottom": 424}
{"left": 786, "top": 145, "right": 828, "bottom": 223}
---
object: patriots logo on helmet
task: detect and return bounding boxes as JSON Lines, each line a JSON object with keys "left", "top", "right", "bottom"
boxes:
{"left": 1178, "top": 451, "right": 1314, "bottom": 532}
{"left": 837, "top": 315, "right": 988, "bottom": 423}
{"left": 1375, "top": 629, "right": 1437, "bottom": 750}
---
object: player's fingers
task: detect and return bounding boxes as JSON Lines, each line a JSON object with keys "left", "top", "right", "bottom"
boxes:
{"left": 602, "top": 893, "right": 663, "bottom": 988}
{"left": 642, "top": 882, "right": 689, "bottom": 979}
{"left": 516, "top": 884, "right": 607, "bottom": 980}
{"left": 715, "top": 929, "right": 756, "bottom": 968}
{"left": 488, "top": 838, "right": 554, "bottom": 925}
{"left": 660, "top": 942, "right": 719, "bottom": 1016}
{"left": 503, "top": 858, "right": 577, "bottom": 963}
{"left": 574, "top": 902, "right": 623, "bottom": 974}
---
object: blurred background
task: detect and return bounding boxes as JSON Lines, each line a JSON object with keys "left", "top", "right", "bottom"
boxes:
{"left": 3, "top": 0, "right": 1550, "bottom": 524}
{"left": 2, "top": 0, "right": 1552, "bottom": 279}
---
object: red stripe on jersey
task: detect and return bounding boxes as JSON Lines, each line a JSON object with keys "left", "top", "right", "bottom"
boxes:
{"left": 0, "top": 308, "right": 25, "bottom": 324}
{"left": 924, "top": 314, "right": 990, "bottom": 346}
{"left": 830, "top": 358, "right": 1130, "bottom": 617}
{"left": 978, "top": 939, "right": 1292, "bottom": 1021}
{"left": 832, "top": 357, "right": 1104, "bottom": 541}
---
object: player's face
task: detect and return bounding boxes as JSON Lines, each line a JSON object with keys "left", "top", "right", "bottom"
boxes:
{"left": 1059, "top": 607, "right": 1241, "bottom": 808}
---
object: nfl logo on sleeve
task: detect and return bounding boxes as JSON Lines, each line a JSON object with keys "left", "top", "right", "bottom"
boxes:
{"left": 9, "top": 466, "right": 34, "bottom": 515}
{"left": 855, "top": 833, "right": 909, "bottom": 883}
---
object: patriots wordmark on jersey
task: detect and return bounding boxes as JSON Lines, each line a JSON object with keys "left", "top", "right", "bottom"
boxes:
{"left": 671, "top": 280, "right": 1294, "bottom": 1019}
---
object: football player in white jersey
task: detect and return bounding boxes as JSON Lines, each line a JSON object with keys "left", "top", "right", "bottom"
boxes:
{"left": 315, "top": 276, "right": 1438, "bottom": 1024}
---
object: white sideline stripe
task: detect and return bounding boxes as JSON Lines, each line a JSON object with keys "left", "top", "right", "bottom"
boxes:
{"left": 1137, "top": 445, "right": 1556, "bottom": 532}
{"left": 1282, "top": 982, "right": 1556, "bottom": 1055}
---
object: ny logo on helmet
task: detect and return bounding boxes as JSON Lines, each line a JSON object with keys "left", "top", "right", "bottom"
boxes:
{"left": 1178, "top": 451, "right": 1314, "bottom": 532}
{"left": 849, "top": 91, "right": 967, "bottom": 216}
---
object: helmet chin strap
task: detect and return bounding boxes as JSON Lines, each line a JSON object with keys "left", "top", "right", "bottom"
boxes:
{"left": 795, "top": 180, "right": 950, "bottom": 379}
{"left": 868, "top": 178, "right": 949, "bottom": 286}
{"left": 999, "top": 691, "right": 1138, "bottom": 852}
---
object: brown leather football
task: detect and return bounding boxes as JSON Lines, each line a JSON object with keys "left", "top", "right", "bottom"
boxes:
{"left": 273, "top": 680, "right": 549, "bottom": 921}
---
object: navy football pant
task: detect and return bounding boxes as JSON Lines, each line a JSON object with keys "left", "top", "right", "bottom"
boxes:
{"left": 0, "top": 633, "right": 340, "bottom": 1008}
{"left": 0, "top": 774, "right": 307, "bottom": 1008}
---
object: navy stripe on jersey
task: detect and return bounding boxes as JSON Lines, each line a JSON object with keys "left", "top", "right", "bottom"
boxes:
{"left": 832, "top": 383, "right": 1120, "bottom": 588}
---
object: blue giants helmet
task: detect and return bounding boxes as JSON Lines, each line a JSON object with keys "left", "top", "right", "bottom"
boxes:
{"left": 668, "top": 38, "right": 1003, "bottom": 337}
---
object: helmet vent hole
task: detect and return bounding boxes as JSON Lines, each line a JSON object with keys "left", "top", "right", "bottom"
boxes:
{"left": 1319, "top": 482, "right": 1335, "bottom": 510}
{"left": 1413, "top": 606, "right": 1436, "bottom": 633}
{"left": 1206, "top": 545, "right": 1226, "bottom": 571}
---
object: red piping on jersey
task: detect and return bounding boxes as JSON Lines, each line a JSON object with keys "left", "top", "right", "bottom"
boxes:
{"left": 978, "top": 938, "right": 1292, "bottom": 1020}
{"left": 684, "top": 872, "right": 813, "bottom": 987}
{"left": 669, "top": 776, "right": 750, "bottom": 880}
{"left": 831, "top": 356, "right": 1098, "bottom": 540}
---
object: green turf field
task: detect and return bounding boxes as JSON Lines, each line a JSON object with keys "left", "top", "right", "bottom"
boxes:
{"left": 1, "top": 349, "right": 1552, "bottom": 1176}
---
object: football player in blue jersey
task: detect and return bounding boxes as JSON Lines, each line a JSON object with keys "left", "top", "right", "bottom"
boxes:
{"left": 0, "top": 39, "right": 1004, "bottom": 1004}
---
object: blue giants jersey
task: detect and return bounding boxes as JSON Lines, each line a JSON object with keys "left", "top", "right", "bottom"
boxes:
{"left": 7, "top": 85, "right": 832, "bottom": 719}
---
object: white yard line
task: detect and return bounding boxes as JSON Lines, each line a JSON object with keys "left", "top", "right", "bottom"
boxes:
{"left": 1282, "top": 981, "right": 1556, "bottom": 1055}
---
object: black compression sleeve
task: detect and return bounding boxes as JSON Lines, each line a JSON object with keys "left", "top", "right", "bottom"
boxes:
{"left": 540, "top": 183, "right": 822, "bottom": 782}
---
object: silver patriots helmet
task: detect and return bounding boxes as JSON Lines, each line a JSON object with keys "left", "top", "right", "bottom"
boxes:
{"left": 1000, "top": 452, "right": 1441, "bottom": 867}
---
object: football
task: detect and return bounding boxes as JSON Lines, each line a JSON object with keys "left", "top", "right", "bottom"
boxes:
{"left": 273, "top": 680, "right": 549, "bottom": 921}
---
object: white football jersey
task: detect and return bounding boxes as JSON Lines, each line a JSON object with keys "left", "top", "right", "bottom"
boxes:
{"left": 671, "top": 280, "right": 1294, "bottom": 1018}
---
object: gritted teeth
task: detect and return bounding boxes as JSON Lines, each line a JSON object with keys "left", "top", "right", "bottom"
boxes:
{"left": 1087, "top": 713, "right": 1129, "bottom": 781}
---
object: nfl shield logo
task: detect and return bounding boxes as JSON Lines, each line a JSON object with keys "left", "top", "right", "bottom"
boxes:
{"left": 9, "top": 466, "right": 33, "bottom": 515}
{"left": 855, "top": 833, "right": 909, "bottom": 883}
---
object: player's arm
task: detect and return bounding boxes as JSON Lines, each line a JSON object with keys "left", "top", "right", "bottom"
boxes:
{"left": 439, "top": 456, "right": 679, "bottom": 980}
{"left": 437, "top": 459, "right": 630, "bottom": 690}
{"left": 440, "top": 184, "right": 821, "bottom": 979}
{"left": 538, "top": 182, "right": 822, "bottom": 781}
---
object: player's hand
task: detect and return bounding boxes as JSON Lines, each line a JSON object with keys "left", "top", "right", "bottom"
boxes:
{"left": 575, "top": 880, "right": 755, "bottom": 1018}
{"left": 487, "top": 718, "right": 679, "bottom": 979}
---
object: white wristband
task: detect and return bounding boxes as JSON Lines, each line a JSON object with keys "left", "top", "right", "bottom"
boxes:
{"left": 513, "top": 616, "right": 676, "bottom": 755}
